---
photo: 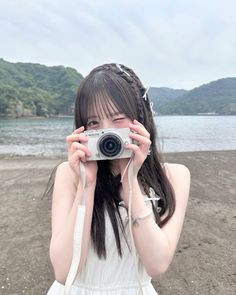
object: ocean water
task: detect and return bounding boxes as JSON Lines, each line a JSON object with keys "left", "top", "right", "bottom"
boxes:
{"left": 0, "top": 116, "right": 236, "bottom": 156}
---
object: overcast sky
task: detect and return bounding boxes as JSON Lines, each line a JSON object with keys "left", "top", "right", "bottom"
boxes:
{"left": 0, "top": 0, "right": 236, "bottom": 90}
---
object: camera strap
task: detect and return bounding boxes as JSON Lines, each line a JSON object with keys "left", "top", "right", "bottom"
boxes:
{"left": 127, "top": 158, "right": 144, "bottom": 295}
{"left": 63, "top": 160, "right": 144, "bottom": 295}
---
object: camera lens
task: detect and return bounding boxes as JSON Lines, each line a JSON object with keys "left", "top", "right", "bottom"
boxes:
{"left": 99, "top": 134, "right": 122, "bottom": 158}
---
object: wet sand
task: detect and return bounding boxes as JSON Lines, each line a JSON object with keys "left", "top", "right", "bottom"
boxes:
{"left": 0, "top": 150, "right": 235, "bottom": 295}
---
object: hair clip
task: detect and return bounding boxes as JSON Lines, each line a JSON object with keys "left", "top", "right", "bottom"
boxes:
{"left": 142, "top": 87, "right": 150, "bottom": 101}
{"left": 149, "top": 101, "right": 155, "bottom": 116}
{"left": 149, "top": 187, "right": 162, "bottom": 213}
{"left": 142, "top": 87, "right": 155, "bottom": 115}
{"left": 116, "top": 63, "right": 131, "bottom": 77}
{"left": 149, "top": 187, "right": 159, "bottom": 199}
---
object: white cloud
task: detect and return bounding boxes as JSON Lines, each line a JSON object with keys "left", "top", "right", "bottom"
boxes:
{"left": 0, "top": 0, "right": 235, "bottom": 89}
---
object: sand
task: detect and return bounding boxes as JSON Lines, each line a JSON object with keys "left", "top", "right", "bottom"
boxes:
{"left": 0, "top": 150, "right": 235, "bottom": 295}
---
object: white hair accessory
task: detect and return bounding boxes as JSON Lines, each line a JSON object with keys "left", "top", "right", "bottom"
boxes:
{"left": 142, "top": 87, "right": 155, "bottom": 115}
{"left": 116, "top": 63, "right": 131, "bottom": 76}
{"left": 142, "top": 87, "right": 150, "bottom": 101}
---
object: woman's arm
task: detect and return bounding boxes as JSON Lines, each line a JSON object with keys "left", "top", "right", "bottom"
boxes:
{"left": 122, "top": 163, "right": 190, "bottom": 278}
{"left": 49, "top": 161, "right": 96, "bottom": 284}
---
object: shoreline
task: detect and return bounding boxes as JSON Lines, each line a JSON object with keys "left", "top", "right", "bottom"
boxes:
{"left": 0, "top": 150, "right": 235, "bottom": 294}
{"left": 1, "top": 114, "right": 236, "bottom": 119}
{"left": 0, "top": 148, "right": 236, "bottom": 159}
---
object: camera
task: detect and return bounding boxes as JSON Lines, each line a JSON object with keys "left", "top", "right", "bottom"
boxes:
{"left": 83, "top": 128, "right": 133, "bottom": 161}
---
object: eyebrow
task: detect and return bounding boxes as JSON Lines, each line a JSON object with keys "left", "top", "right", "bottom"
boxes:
{"left": 87, "top": 112, "right": 122, "bottom": 120}
{"left": 87, "top": 115, "right": 99, "bottom": 121}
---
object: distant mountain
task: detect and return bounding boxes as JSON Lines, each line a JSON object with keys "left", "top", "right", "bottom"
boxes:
{"left": 156, "top": 78, "right": 236, "bottom": 115}
{"left": 0, "top": 58, "right": 83, "bottom": 117}
{"left": 0, "top": 58, "right": 235, "bottom": 117}
{"left": 148, "top": 87, "right": 187, "bottom": 113}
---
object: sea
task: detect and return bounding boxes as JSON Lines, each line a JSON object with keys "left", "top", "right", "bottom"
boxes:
{"left": 0, "top": 116, "right": 236, "bottom": 156}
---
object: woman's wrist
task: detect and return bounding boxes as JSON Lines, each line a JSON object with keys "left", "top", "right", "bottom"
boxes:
{"left": 122, "top": 177, "right": 147, "bottom": 209}
{"left": 122, "top": 172, "right": 138, "bottom": 185}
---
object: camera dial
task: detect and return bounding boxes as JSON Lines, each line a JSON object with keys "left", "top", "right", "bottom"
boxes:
{"left": 98, "top": 133, "right": 123, "bottom": 158}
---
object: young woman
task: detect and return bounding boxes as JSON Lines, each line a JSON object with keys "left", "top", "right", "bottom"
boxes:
{"left": 46, "top": 63, "right": 191, "bottom": 294}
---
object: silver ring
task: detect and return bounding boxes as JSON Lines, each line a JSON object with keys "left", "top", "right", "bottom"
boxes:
{"left": 147, "top": 150, "right": 151, "bottom": 155}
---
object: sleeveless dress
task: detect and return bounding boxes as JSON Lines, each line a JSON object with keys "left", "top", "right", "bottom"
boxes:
{"left": 47, "top": 203, "right": 158, "bottom": 294}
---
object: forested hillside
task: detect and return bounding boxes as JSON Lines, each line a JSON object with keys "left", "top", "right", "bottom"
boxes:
{"left": 148, "top": 87, "right": 187, "bottom": 113}
{"left": 157, "top": 78, "right": 236, "bottom": 115}
{"left": 0, "top": 58, "right": 83, "bottom": 117}
{"left": 0, "top": 58, "right": 235, "bottom": 117}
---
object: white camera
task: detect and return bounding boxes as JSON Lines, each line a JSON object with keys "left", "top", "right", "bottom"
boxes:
{"left": 83, "top": 128, "right": 133, "bottom": 161}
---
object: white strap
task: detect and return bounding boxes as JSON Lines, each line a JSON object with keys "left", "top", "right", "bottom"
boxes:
{"left": 127, "top": 159, "right": 144, "bottom": 295}
{"left": 63, "top": 160, "right": 145, "bottom": 294}
{"left": 64, "top": 163, "right": 86, "bottom": 295}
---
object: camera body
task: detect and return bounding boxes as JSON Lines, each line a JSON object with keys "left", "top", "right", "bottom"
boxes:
{"left": 83, "top": 128, "right": 133, "bottom": 161}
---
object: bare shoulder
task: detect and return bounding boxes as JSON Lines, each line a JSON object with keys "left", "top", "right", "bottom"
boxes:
{"left": 57, "top": 160, "right": 72, "bottom": 172}
{"left": 163, "top": 163, "right": 191, "bottom": 199}
{"left": 51, "top": 161, "right": 78, "bottom": 240}
{"left": 52, "top": 162, "right": 78, "bottom": 216}
{"left": 55, "top": 161, "right": 79, "bottom": 188}
{"left": 159, "top": 163, "right": 191, "bottom": 262}
{"left": 163, "top": 162, "right": 190, "bottom": 180}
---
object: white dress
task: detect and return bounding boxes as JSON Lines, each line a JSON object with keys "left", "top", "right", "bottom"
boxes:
{"left": 47, "top": 203, "right": 158, "bottom": 295}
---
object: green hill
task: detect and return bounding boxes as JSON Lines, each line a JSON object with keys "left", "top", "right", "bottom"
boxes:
{"left": 0, "top": 58, "right": 235, "bottom": 117}
{"left": 148, "top": 87, "right": 187, "bottom": 113}
{"left": 0, "top": 58, "right": 83, "bottom": 117}
{"left": 157, "top": 78, "right": 236, "bottom": 115}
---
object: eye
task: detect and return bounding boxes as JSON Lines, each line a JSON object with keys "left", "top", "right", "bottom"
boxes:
{"left": 87, "top": 120, "right": 99, "bottom": 128}
{"left": 113, "top": 114, "right": 127, "bottom": 122}
{"left": 113, "top": 117, "right": 125, "bottom": 122}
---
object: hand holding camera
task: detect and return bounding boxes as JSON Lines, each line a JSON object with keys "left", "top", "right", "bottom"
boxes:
{"left": 66, "top": 122, "right": 150, "bottom": 184}
{"left": 66, "top": 126, "right": 98, "bottom": 186}
{"left": 82, "top": 128, "right": 133, "bottom": 161}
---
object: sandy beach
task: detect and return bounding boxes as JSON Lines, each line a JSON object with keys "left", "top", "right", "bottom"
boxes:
{"left": 0, "top": 150, "right": 235, "bottom": 295}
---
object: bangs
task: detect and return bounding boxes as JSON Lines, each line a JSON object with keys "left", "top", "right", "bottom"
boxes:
{"left": 77, "top": 71, "right": 138, "bottom": 128}
{"left": 84, "top": 91, "right": 122, "bottom": 124}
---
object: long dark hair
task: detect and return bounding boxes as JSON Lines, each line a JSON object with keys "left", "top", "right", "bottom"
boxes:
{"left": 74, "top": 63, "right": 176, "bottom": 258}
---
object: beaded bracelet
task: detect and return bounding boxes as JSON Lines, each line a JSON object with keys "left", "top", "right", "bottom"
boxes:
{"left": 126, "top": 209, "right": 153, "bottom": 227}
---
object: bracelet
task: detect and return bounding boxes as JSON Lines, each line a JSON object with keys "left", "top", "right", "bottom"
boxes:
{"left": 126, "top": 210, "right": 153, "bottom": 227}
